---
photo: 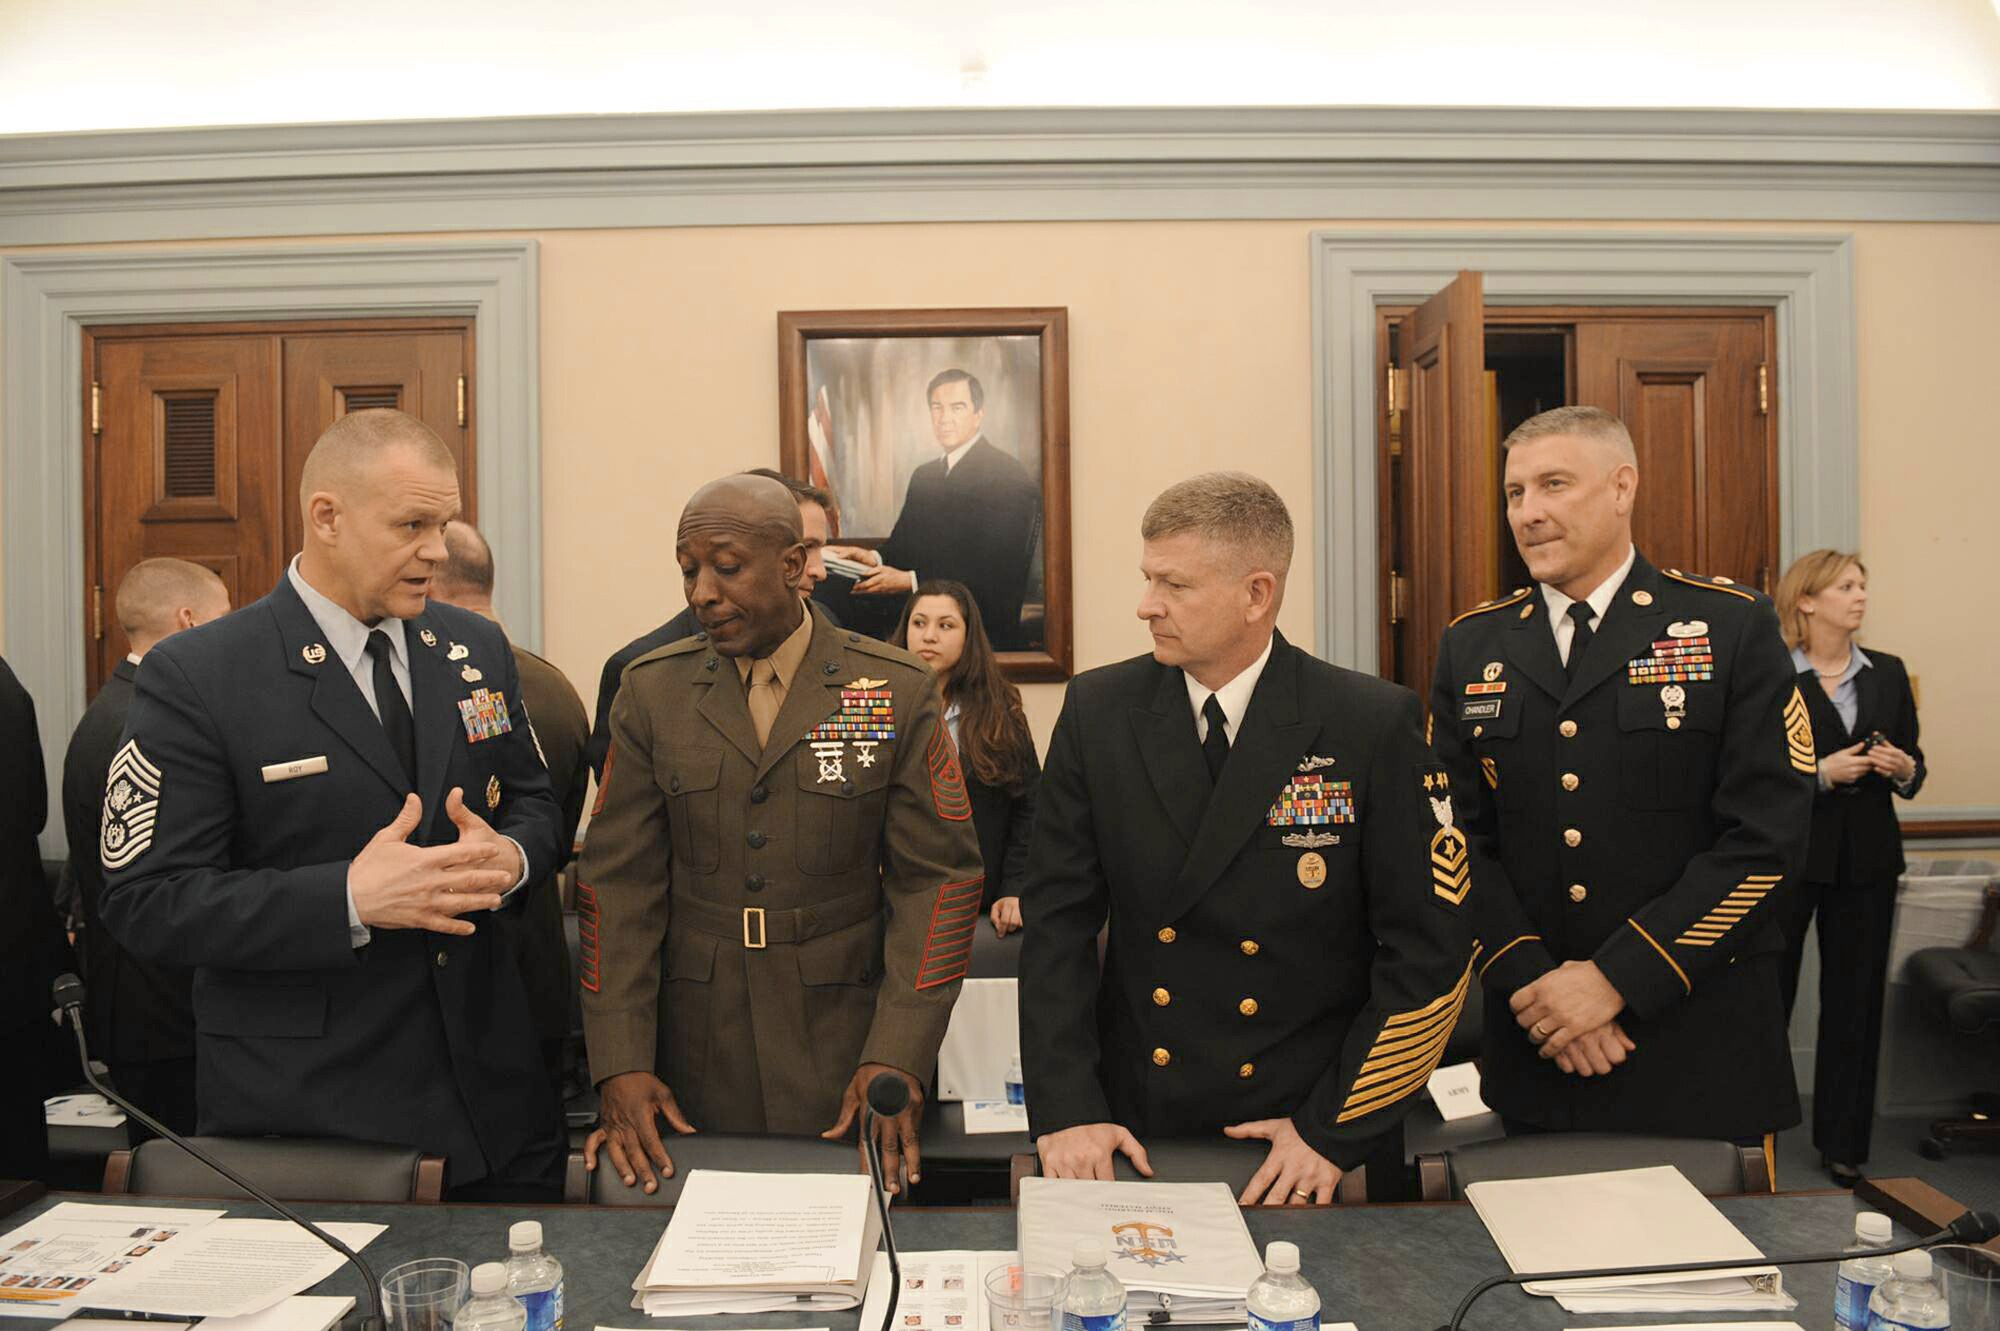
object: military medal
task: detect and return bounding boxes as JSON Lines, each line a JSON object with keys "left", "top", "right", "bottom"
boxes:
{"left": 811, "top": 740, "right": 845, "bottom": 783}
{"left": 1267, "top": 774, "right": 1354, "bottom": 826}
{"left": 461, "top": 665, "right": 483, "bottom": 683}
{"left": 448, "top": 642, "right": 470, "bottom": 661}
{"left": 1667, "top": 620, "right": 1708, "bottom": 639}
{"left": 1282, "top": 830, "right": 1339, "bottom": 849}
{"left": 1297, "top": 852, "right": 1327, "bottom": 889}
{"left": 1296, "top": 754, "right": 1335, "bottom": 772}
{"left": 301, "top": 643, "right": 327, "bottom": 665}
{"left": 1482, "top": 661, "right": 1503, "bottom": 682}
{"left": 1662, "top": 683, "right": 1687, "bottom": 730}
{"left": 420, "top": 629, "right": 438, "bottom": 647}
{"left": 853, "top": 741, "right": 880, "bottom": 768}
{"left": 485, "top": 775, "right": 501, "bottom": 811}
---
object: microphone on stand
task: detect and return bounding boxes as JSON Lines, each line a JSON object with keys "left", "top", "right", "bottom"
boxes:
{"left": 862, "top": 1071, "right": 910, "bottom": 1331}
{"left": 51, "top": 974, "right": 387, "bottom": 1331}
{"left": 1437, "top": 1206, "right": 2000, "bottom": 1331}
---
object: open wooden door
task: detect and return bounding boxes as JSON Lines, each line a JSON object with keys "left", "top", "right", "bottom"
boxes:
{"left": 1390, "top": 270, "right": 1500, "bottom": 698}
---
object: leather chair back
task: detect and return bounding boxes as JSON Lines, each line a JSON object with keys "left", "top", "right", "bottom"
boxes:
{"left": 1421, "top": 1131, "right": 1767, "bottom": 1201}
{"left": 105, "top": 1137, "right": 445, "bottom": 1203}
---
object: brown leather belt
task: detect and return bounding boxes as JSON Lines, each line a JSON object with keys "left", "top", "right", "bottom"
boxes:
{"left": 673, "top": 889, "right": 880, "bottom": 950}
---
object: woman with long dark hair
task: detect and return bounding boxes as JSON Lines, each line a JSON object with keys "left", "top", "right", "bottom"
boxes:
{"left": 894, "top": 580, "right": 1040, "bottom": 935}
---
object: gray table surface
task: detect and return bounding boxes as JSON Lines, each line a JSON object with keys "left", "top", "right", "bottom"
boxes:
{"left": 1, "top": 1190, "right": 1890, "bottom": 1331}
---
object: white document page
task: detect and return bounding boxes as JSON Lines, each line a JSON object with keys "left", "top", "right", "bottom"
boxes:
{"left": 644, "top": 1172, "right": 871, "bottom": 1289}
{"left": 960, "top": 1101, "right": 1029, "bottom": 1135}
{"left": 0, "top": 1202, "right": 225, "bottom": 1320}
{"left": 936, "top": 979, "right": 1019, "bottom": 1102}
{"left": 1466, "top": 1165, "right": 1791, "bottom": 1313}
{"left": 88, "top": 1220, "right": 385, "bottom": 1318}
{"left": 1016, "top": 1178, "right": 1263, "bottom": 1304}
{"left": 201, "top": 1294, "right": 357, "bottom": 1331}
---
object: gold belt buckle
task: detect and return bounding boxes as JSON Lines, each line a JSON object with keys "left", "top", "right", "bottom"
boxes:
{"left": 742, "top": 906, "right": 767, "bottom": 950}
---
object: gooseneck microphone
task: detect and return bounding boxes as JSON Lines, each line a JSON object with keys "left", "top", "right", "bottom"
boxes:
{"left": 1437, "top": 1206, "right": 2000, "bottom": 1331}
{"left": 52, "top": 974, "right": 387, "bottom": 1331}
{"left": 862, "top": 1071, "right": 910, "bottom": 1331}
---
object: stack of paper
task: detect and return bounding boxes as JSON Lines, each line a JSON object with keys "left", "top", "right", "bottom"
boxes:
{"left": 1465, "top": 1165, "right": 1795, "bottom": 1315}
{"left": 1016, "top": 1179, "right": 1262, "bottom": 1325}
{"left": 631, "top": 1171, "right": 882, "bottom": 1316}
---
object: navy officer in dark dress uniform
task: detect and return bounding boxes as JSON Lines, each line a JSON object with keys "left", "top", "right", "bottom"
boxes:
{"left": 1020, "top": 472, "right": 1475, "bottom": 1204}
{"left": 99, "top": 409, "right": 566, "bottom": 1198}
{"left": 1429, "top": 405, "right": 1813, "bottom": 1147}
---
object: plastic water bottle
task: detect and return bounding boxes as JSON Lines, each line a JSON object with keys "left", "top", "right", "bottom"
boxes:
{"left": 505, "top": 1221, "right": 565, "bottom": 1331}
{"left": 1059, "top": 1241, "right": 1127, "bottom": 1331}
{"left": 457, "top": 1263, "right": 526, "bottom": 1331}
{"left": 1246, "top": 1241, "right": 1321, "bottom": 1331}
{"left": 1866, "top": 1249, "right": 1950, "bottom": 1330}
{"left": 1005, "top": 1056, "right": 1026, "bottom": 1106}
{"left": 1834, "top": 1212, "right": 1895, "bottom": 1330}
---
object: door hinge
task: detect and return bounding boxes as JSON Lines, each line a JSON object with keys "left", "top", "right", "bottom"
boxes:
{"left": 1388, "top": 572, "right": 1408, "bottom": 624}
{"left": 1757, "top": 363, "right": 1769, "bottom": 416}
{"left": 1386, "top": 365, "right": 1404, "bottom": 414}
{"left": 91, "top": 382, "right": 102, "bottom": 435}
{"left": 456, "top": 375, "right": 467, "bottom": 428}
{"left": 92, "top": 586, "right": 104, "bottom": 641}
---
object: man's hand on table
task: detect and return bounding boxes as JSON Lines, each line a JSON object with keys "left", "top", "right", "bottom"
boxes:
{"left": 584, "top": 1071, "right": 697, "bottom": 1194}
{"left": 1036, "top": 1123, "right": 1153, "bottom": 1181}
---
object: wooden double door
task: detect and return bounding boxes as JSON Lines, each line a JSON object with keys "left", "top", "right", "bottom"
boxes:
{"left": 1380, "top": 272, "right": 1777, "bottom": 695}
{"left": 84, "top": 318, "right": 474, "bottom": 695}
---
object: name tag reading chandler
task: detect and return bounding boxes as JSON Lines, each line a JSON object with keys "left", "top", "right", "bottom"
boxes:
{"left": 261, "top": 755, "right": 329, "bottom": 784}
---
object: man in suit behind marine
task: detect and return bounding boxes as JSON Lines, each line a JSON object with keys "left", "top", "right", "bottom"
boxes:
{"left": 99, "top": 409, "right": 567, "bottom": 1197}
{"left": 63, "top": 557, "right": 230, "bottom": 1137}
{"left": 1428, "top": 405, "right": 1812, "bottom": 1145}
{"left": 581, "top": 473, "right": 983, "bottom": 1195}
{"left": 430, "top": 520, "right": 591, "bottom": 1096}
{"left": 1020, "top": 472, "right": 1475, "bottom": 1204}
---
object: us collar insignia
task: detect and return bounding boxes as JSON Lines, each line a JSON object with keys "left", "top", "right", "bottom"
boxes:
{"left": 419, "top": 629, "right": 438, "bottom": 647}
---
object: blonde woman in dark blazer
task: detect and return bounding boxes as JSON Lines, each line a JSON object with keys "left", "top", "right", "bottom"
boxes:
{"left": 1774, "top": 549, "right": 1924, "bottom": 1185}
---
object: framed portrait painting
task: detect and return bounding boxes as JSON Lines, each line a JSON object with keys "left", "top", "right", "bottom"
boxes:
{"left": 778, "top": 307, "right": 1072, "bottom": 681}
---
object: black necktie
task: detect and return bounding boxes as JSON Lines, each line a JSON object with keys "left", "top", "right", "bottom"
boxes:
{"left": 1565, "top": 601, "right": 1596, "bottom": 681}
{"left": 1201, "top": 695, "right": 1230, "bottom": 784}
{"left": 364, "top": 630, "right": 416, "bottom": 785}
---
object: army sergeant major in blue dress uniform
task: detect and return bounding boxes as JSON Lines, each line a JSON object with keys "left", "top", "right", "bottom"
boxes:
{"left": 1429, "top": 406, "right": 1814, "bottom": 1145}
{"left": 1021, "top": 473, "right": 1476, "bottom": 1205}
{"left": 99, "top": 410, "right": 566, "bottom": 1197}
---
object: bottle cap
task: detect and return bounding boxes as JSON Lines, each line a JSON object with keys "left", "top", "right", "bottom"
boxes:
{"left": 1265, "top": 1241, "right": 1300, "bottom": 1274}
{"left": 1071, "top": 1241, "right": 1107, "bottom": 1269}
{"left": 1856, "top": 1212, "right": 1892, "bottom": 1244}
{"left": 509, "top": 1221, "right": 542, "bottom": 1252}
{"left": 470, "top": 1263, "right": 508, "bottom": 1296}
{"left": 1893, "top": 1250, "right": 1932, "bottom": 1281}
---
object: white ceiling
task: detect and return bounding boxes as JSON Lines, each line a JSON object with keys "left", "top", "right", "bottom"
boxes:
{"left": 4, "top": 0, "right": 1999, "bottom": 134}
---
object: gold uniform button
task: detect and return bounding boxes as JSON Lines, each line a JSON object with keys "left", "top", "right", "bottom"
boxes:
{"left": 1238, "top": 1062, "right": 1255, "bottom": 1079}
{"left": 1240, "top": 939, "right": 1260, "bottom": 956}
{"left": 1474, "top": 724, "right": 1485, "bottom": 738}
{"left": 1667, "top": 716, "right": 1683, "bottom": 730}
{"left": 1564, "top": 828, "right": 1583, "bottom": 847}
{"left": 1157, "top": 927, "right": 1177, "bottom": 944}
{"left": 1239, "top": 998, "right": 1259, "bottom": 1017}
{"left": 1561, "top": 772, "right": 1580, "bottom": 792}
{"left": 1569, "top": 883, "right": 1588, "bottom": 903}
{"left": 1152, "top": 1048, "right": 1171, "bottom": 1067}
{"left": 1560, "top": 720, "right": 1579, "bottom": 738}
{"left": 1152, "top": 987, "right": 1171, "bottom": 1007}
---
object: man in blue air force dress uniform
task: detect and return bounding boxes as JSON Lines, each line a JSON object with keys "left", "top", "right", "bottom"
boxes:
{"left": 99, "top": 410, "right": 565, "bottom": 1197}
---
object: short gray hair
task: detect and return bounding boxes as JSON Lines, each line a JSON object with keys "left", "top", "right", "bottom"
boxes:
{"left": 1501, "top": 404, "right": 1637, "bottom": 464}
{"left": 1141, "top": 471, "right": 1294, "bottom": 577}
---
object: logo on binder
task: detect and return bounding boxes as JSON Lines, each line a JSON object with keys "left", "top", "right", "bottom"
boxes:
{"left": 1111, "top": 1221, "right": 1184, "bottom": 1267}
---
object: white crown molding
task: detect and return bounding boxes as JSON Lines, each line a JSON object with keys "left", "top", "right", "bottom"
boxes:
{"left": 0, "top": 107, "right": 1995, "bottom": 244}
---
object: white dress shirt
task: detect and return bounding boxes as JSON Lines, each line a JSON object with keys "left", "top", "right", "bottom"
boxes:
{"left": 287, "top": 557, "right": 525, "bottom": 945}
{"left": 1540, "top": 544, "right": 1637, "bottom": 666}
{"left": 941, "top": 437, "right": 977, "bottom": 475}
{"left": 1186, "top": 633, "right": 1275, "bottom": 747}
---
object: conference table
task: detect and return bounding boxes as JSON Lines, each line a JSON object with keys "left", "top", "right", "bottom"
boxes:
{"left": 0, "top": 1186, "right": 1894, "bottom": 1330}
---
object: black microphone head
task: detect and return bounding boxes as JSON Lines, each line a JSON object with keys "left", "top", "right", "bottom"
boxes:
{"left": 866, "top": 1071, "right": 911, "bottom": 1118}
{"left": 52, "top": 973, "right": 85, "bottom": 1011}
{"left": 1949, "top": 1210, "right": 2000, "bottom": 1244}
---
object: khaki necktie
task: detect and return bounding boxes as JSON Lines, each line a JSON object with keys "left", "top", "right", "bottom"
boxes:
{"left": 747, "top": 658, "right": 782, "bottom": 748}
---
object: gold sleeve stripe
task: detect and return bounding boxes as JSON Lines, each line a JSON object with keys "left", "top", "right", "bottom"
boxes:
{"left": 1480, "top": 935, "right": 1540, "bottom": 980}
{"left": 1661, "top": 569, "right": 1758, "bottom": 602}
{"left": 1785, "top": 688, "right": 1817, "bottom": 775}
{"left": 1628, "top": 918, "right": 1691, "bottom": 995}
{"left": 1446, "top": 588, "right": 1531, "bottom": 628}
{"left": 1336, "top": 946, "right": 1480, "bottom": 1124}
{"left": 1675, "top": 874, "right": 1784, "bottom": 946}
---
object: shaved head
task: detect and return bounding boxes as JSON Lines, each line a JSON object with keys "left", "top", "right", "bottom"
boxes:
{"left": 676, "top": 473, "right": 808, "bottom": 658}
{"left": 298, "top": 409, "right": 457, "bottom": 512}
{"left": 116, "top": 557, "right": 230, "bottom": 653}
{"left": 677, "top": 473, "right": 804, "bottom": 552}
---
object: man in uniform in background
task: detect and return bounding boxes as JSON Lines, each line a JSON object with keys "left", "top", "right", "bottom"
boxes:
{"left": 99, "top": 409, "right": 567, "bottom": 1197}
{"left": 1020, "top": 472, "right": 1474, "bottom": 1204}
{"left": 63, "top": 558, "right": 230, "bottom": 1136}
{"left": 581, "top": 473, "right": 983, "bottom": 1196}
{"left": 431, "top": 521, "right": 591, "bottom": 1096}
{"left": 1430, "top": 405, "right": 1812, "bottom": 1146}
{"left": 587, "top": 469, "right": 838, "bottom": 780}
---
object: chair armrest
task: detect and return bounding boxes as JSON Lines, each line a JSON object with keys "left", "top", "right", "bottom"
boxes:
{"left": 1416, "top": 1153, "right": 1451, "bottom": 1202}
{"left": 413, "top": 1155, "right": 447, "bottom": 1204}
{"left": 1336, "top": 1165, "right": 1368, "bottom": 1205}
{"left": 101, "top": 1148, "right": 135, "bottom": 1195}
{"left": 1738, "top": 1142, "right": 1773, "bottom": 1195}
{"left": 1971, "top": 882, "right": 2000, "bottom": 952}
{"left": 1009, "top": 1153, "right": 1039, "bottom": 1204}
{"left": 563, "top": 1151, "right": 591, "bottom": 1205}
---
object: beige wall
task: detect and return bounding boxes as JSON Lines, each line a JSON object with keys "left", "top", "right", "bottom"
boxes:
{"left": 7, "top": 218, "right": 1996, "bottom": 813}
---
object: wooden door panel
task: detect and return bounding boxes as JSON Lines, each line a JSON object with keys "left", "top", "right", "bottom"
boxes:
{"left": 90, "top": 334, "right": 280, "bottom": 691}
{"left": 282, "top": 331, "right": 470, "bottom": 553}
